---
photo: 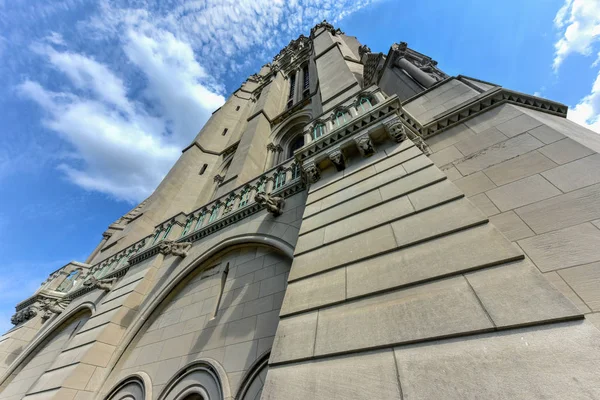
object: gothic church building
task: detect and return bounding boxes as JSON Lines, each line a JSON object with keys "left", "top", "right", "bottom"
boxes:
{"left": 2, "top": 21, "right": 600, "bottom": 400}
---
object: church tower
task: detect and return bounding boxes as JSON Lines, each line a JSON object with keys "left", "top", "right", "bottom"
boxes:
{"left": 2, "top": 21, "right": 600, "bottom": 400}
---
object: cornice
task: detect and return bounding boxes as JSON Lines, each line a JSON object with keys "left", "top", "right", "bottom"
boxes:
{"left": 296, "top": 95, "right": 401, "bottom": 162}
{"left": 400, "top": 86, "right": 568, "bottom": 140}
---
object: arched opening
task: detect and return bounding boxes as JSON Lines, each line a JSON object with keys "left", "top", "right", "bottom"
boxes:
{"left": 98, "top": 240, "right": 293, "bottom": 400}
{"left": 0, "top": 309, "right": 92, "bottom": 399}
{"left": 288, "top": 134, "right": 305, "bottom": 158}
{"left": 236, "top": 354, "right": 269, "bottom": 400}
{"left": 158, "top": 362, "right": 223, "bottom": 400}
{"left": 104, "top": 375, "right": 148, "bottom": 400}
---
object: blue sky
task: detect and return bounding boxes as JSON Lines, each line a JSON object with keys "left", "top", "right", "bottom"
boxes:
{"left": 0, "top": 0, "right": 599, "bottom": 332}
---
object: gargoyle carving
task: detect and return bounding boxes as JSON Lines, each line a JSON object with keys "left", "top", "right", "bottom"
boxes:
{"left": 355, "top": 135, "right": 375, "bottom": 156}
{"left": 83, "top": 276, "right": 117, "bottom": 292}
{"left": 255, "top": 192, "right": 285, "bottom": 216}
{"left": 38, "top": 298, "right": 70, "bottom": 322}
{"left": 304, "top": 162, "right": 320, "bottom": 183}
{"left": 158, "top": 240, "right": 192, "bottom": 258}
{"left": 384, "top": 119, "right": 407, "bottom": 143}
{"left": 328, "top": 149, "right": 345, "bottom": 171}
{"left": 11, "top": 307, "right": 37, "bottom": 325}
{"left": 358, "top": 44, "right": 372, "bottom": 59}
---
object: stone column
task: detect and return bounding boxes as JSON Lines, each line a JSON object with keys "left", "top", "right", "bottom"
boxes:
{"left": 397, "top": 57, "right": 437, "bottom": 88}
{"left": 304, "top": 131, "right": 313, "bottom": 145}
{"left": 294, "top": 69, "right": 302, "bottom": 104}
{"left": 266, "top": 143, "right": 277, "bottom": 169}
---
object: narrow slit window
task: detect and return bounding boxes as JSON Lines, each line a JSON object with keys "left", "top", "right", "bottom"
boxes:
{"left": 222, "top": 128, "right": 228, "bottom": 136}
{"left": 291, "top": 163, "right": 301, "bottom": 180}
{"left": 236, "top": 105, "right": 240, "bottom": 111}
{"left": 239, "top": 188, "right": 250, "bottom": 208}
{"left": 199, "top": 163, "right": 208, "bottom": 175}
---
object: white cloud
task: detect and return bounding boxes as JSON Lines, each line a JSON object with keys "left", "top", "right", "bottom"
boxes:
{"left": 20, "top": 27, "right": 226, "bottom": 202}
{"left": 18, "top": 0, "right": 377, "bottom": 203}
{"left": 552, "top": 0, "right": 600, "bottom": 133}
{"left": 552, "top": 0, "right": 600, "bottom": 70}
{"left": 567, "top": 69, "right": 600, "bottom": 133}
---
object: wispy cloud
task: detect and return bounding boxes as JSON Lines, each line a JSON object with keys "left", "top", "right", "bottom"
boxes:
{"left": 553, "top": 0, "right": 600, "bottom": 132}
{"left": 552, "top": 0, "right": 600, "bottom": 71}
{"left": 13, "top": 0, "right": 377, "bottom": 203}
{"left": 568, "top": 70, "right": 600, "bottom": 133}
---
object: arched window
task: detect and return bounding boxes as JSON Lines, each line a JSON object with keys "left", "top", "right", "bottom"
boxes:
{"left": 56, "top": 270, "right": 80, "bottom": 292}
{"left": 151, "top": 229, "right": 162, "bottom": 245}
{"left": 194, "top": 211, "right": 207, "bottom": 231}
{"left": 162, "top": 224, "right": 173, "bottom": 240}
{"left": 358, "top": 96, "right": 372, "bottom": 112}
{"left": 291, "top": 163, "right": 301, "bottom": 180}
{"left": 208, "top": 206, "right": 220, "bottom": 223}
{"left": 222, "top": 197, "right": 235, "bottom": 216}
{"left": 335, "top": 111, "right": 349, "bottom": 127}
{"left": 274, "top": 170, "right": 286, "bottom": 190}
{"left": 288, "top": 135, "right": 304, "bottom": 158}
{"left": 181, "top": 218, "right": 193, "bottom": 237}
{"left": 239, "top": 187, "right": 251, "bottom": 208}
{"left": 313, "top": 123, "right": 325, "bottom": 140}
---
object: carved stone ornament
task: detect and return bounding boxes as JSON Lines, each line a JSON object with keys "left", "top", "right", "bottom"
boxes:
{"left": 311, "top": 20, "right": 335, "bottom": 36}
{"left": 328, "top": 149, "right": 346, "bottom": 171}
{"left": 266, "top": 143, "right": 277, "bottom": 152}
{"left": 358, "top": 44, "right": 372, "bottom": 59}
{"left": 158, "top": 240, "right": 193, "bottom": 258}
{"left": 254, "top": 192, "right": 285, "bottom": 216}
{"left": 38, "top": 298, "right": 71, "bottom": 322}
{"left": 83, "top": 276, "right": 117, "bottom": 292}
{"left": 304, "top": 162, "right": 320, "bottom": 183}
{"left": 214, "top": 174, "right": 224, "bottom": 184}
{"left": 11, "top": 307, "right": 37, "bottom": 325}
{"left": 355, "top": 135, "right": 375, "bottom": 156}
{"left": 384, "top": 119, "right": 407, "bottom": 143}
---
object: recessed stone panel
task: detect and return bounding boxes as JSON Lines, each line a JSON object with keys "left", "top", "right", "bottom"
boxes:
{"left": 394, "top": 321, "right": 600, "bottom": 400}
{"left": 486, "top": 174, "right": 561, "bottom": 212}
{"left": 263, "top": 350, "right": 401, "bottom": 400}
{"left": 483, "top": 150, "right": 557, "bottom": 186}
{"left": 347, "top": 224, "right": 522, "bottom": 298}
{"left": 390, "top": 198, "right": 487, "bottom": 248}
{"left": 518, "top": 223, "right": 600, "bottom": 272}
{"left": 280, "top": 268, "right": 346, "bottom": 316}
{"left": 314, "top": 277, "right": 493, "bottom": 356}
{"left": 542, "top": 154, "right": 600, "bottom": 192}
{"left": 269, "top": 312, "right": 317, "bottom": 364}
{"left": 465, "top": 260, "right": 581, "bottom": 327}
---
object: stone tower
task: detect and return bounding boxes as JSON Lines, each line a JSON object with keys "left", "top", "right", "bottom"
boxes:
{"left": 2, "top": 21, "right": 600, "bottom": 400}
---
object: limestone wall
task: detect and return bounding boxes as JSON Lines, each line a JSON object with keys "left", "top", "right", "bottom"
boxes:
{"left": 426, "top": 102, "right": 600, "bottom": 330}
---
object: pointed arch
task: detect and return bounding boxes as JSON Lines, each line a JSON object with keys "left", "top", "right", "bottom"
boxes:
{"left": 96, "top": 234, "right": 293, "bottom": 399}
{"left": 235, "top": 352, "right": 270, "bottom": 400}
{"left": 0, "top": 303, "right": 94, "bottom": 398}
{"left": 158, "top": 360, "right": 228, "bottom": 400}
{"left": 104, "top": 372, "right": 152, "bottom": 400}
